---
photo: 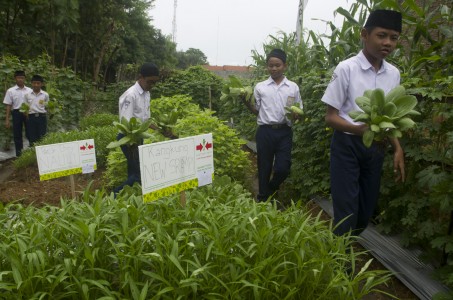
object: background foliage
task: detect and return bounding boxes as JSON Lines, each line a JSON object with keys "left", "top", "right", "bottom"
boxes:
{"left": 0, "top": 55, "right": 88, "bottom": 150}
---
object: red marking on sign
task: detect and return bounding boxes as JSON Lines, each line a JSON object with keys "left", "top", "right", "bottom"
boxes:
{"left": 88, "top": 144, "right": 94, "bottom": 150}
{"left": 206, "top": 142, "right": 212, "bottom": 150}
{"left": 196, "top": 144, "right": 203, "bottom": 151}
{"left": 80, "top": 145, "right": 86, "bottom": 150}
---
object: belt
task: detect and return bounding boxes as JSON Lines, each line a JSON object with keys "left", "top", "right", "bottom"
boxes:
{"left": 260, "top": 124, "right": 288, "bottom": 129}
{"left": 29, "top": 113, "right": 47, "bottom": 117}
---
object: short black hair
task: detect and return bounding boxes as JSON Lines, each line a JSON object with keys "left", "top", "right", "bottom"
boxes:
{"left": 14, "top": 70, "right": 25, "bottom": 77}
{"left": 267, "top": 49, "right": 287, "bottom": 64}
{"left": 31, "top": 75, "right": 44, "bottom": 82}
{"left": 139, "top": 63, "right": 159, "bottom": 77}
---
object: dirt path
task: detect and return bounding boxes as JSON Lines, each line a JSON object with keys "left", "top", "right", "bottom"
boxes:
{"left": 0, "top": 159, "right": 15, "bottom": 183}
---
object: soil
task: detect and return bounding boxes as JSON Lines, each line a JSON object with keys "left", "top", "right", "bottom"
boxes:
{"left": 0, "top": 159, "right": 105, "bottom": 207}
{"left": 0, "top": 157, "right": 418, "bottom": 299}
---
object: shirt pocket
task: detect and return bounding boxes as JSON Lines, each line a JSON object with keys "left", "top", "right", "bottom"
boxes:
{"left": 286, "top": 96, "right": 295, "bottom": 106}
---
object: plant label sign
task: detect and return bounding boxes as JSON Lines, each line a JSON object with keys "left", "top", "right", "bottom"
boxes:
{"left": 35, "top": 139, "right": 97, "bottom": 181}
{"left": 139, "top": 133, "right": 214, "bottom": 203}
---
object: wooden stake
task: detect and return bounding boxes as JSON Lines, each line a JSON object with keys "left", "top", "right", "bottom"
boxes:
{"left": 180, "top": 191, "right": 186, "bottom": 207}
{"left": 69, "top": 174, "right": 76, "bottom": 199}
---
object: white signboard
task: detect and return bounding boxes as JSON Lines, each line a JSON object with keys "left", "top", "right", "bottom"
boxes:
{"left": 139, "top": 133, "right": 214, "bottom": 202}
{"left": 35, "top": 139, "right": 97, "bottom": 181}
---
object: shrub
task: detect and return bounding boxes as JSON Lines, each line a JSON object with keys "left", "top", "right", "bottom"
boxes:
{"left": 79, "top": 113, "right": 118, "bottom": 130}
{"left": 152, "top": 66, "right": 224, "bottom": 111}
{"left": 173, "top": 110, "right": 250, "bottom": 183}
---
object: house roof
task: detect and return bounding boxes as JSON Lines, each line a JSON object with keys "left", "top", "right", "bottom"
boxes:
{"left": 203, "top": 65, "right": 253, "bottom": 72}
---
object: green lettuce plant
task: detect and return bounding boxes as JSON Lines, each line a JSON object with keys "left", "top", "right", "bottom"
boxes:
{"left": 107, "top": 117, "right": 152, "bottom": 149}
{"left": 349, "top": 85, "right": 420, "bottom": 147}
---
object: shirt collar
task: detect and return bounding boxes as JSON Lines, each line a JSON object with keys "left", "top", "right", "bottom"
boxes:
{"left": 265, "top": 76, "right": 289, "bottom": 86}
{"left": 358, "top": 50, "right": 390, "bottom": 73}
{"left": 134, "top": 81, "right": 145, "bottom": 95}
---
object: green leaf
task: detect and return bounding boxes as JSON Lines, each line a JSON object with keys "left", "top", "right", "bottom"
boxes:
{"left": 379, "top": 121, "right": 396, "bottom": 129}
{"left": 349, "top": 111, "right": 363, "bottom": 119}
{"left": 107, "top": 136, "right": 131, "bottom": 148}
{"left": 385, "top": 85, "right": 405, "bottom": 103}
{"left": 363, "top": 90, "right": 373, "bottom": 98}
{"left": 392, "top": 95, "right": 418, "bottom": 118}
{"left": 371, "top": 88, "right": 385, "bottom": 111}
{"left": 383, "top": 102, "right": 397, "bottom": 117}
{"left": 370, "top": 124, "right": 380, "bottom": 132}
{"left": 353, "top": 113, "right": 370, "bottom": 122}
{"left": 395, "top": 117, "right": 416, "bottom": 130}
{"left": 388, "top": 129, "right": 402, "bottom": 138}
{"left": 362, "top": 130, "right": 374, "bottom": 148}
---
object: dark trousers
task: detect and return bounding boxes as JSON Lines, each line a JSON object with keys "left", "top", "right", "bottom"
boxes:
{"left": 113, "top": 133, "right": 142, "bottom": 195}
{"left": 256, "top": 125, "right": 293, "bottom": 201}
{"left": 11, "top": 109, "right": 28, "bottom": 156}
{"left": 27, "top": 113, "right": 47, "bottom": 147}
{"left": 330, "top": 130, "right": 385, "bottom": 236}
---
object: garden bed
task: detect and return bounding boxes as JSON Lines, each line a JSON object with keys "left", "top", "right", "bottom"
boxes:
{"left": 0, "top": 157, "right": 419, "bottom": 299}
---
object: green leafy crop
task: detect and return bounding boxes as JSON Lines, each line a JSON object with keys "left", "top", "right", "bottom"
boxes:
{"left": 349, "top": 85, "right": 420, "bottom": 147}
{"left": 107, "top": 117, "right": 153, "bottom": 149}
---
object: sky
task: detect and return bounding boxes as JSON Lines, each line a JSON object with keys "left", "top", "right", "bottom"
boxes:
{"left": 149, "top": 0, "right": 350, "bottom": 66}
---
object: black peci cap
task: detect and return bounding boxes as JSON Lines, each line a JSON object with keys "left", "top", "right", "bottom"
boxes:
{"left": 365, "top": 9, "right": 402, "bottom": 33}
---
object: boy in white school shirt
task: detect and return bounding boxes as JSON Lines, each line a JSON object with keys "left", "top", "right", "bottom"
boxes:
{"left": 321, "top": 10, "right": 406, "bottom": 236}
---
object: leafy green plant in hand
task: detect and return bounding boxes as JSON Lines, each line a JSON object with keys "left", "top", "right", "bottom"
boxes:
{"left": 349, "top": 85, "right": 420, "bottom": 147}
{"left": 220, "top": 75, "right": 255, "bottom": 106}
{"left": 149, "top": 108, "right": 182, "bottom": 138}
{"left": 107, "top": 117, "right": 152, "bottom": 149}
{"left": 285, "top": 102, "right": 304, "bottom": 124}
{"left": 19, "top": 102, "right": 30, "bottom": 115}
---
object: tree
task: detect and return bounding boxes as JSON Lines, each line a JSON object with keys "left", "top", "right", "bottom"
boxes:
{"left": 176, "top": 48, "right": 208, "bottom": 69}
{"left": 0, "top": 0, "right": 179, "bottom": 84}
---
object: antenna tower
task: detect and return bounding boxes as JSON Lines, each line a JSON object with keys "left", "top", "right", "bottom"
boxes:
{"left": 172, "top": 0, "right": 177, "bottom": 43}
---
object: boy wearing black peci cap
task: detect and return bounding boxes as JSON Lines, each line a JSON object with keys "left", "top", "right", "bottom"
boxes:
{"left": 25, "top": 75, "right": 49, "bottom": 147}
{"left": 243, "top": 49, "right": 302, "bottom": 203}
{"left": 3, "top": 70, "right": 32, "bottom": 156}
{"left": 321, "top": 10, "right": 406, "bottom": 236}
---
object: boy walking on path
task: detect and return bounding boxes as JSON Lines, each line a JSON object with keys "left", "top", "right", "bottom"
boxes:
{"left": 243, "top": 49, "right": 302, "bottom": 202}
{"left": 3, "top": 70, "right": 32, "bottom": 157}
{"left": 321, "top": 10, "right": 406, "bottom": 236}
{"left": 26, "top": 75, "right": 49, "bottom": 147}
{"left": 113, "top": 63, "right": 160, "bottom": 195}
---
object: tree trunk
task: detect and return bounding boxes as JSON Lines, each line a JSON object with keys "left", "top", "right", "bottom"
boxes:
{"left": 61, "top": 35, "right": 69, "bottom": 68}
{"left": 93, "top": 21, "right": 115, "bottom": 85}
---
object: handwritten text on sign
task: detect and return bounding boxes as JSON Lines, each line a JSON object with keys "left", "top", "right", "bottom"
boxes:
{"left": 35, "top": 139, "right": 97, "bottom": 181}
{"left": 139, "top": 133, "right": 214, "bottom": 202}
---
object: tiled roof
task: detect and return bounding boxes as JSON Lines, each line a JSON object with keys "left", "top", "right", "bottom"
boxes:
{"left": 203, "top": 65, "right": 252, "bottom": 72}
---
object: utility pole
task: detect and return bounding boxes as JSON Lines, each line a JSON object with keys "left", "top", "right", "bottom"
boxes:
{"left": 296, "top": 0, "right": 308, "bottom": 45}
{"left": 172, "top": 0, "right": 177, "bottom": 43}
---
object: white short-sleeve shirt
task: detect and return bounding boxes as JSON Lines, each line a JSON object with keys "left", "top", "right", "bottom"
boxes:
{"left": 321, "top": 50, "right": 400, "bottom": 126}
{"left": 254, "top": 76, "right": 302, "bottom": 126}
{"left": 119, "top": 81, "right": 150, "bottom": 122}
{"left": 25, "top": 90, "right": 50, "bottom": 114}
{"left": 3, "top": 85, "right": 33, "bottom": 109}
